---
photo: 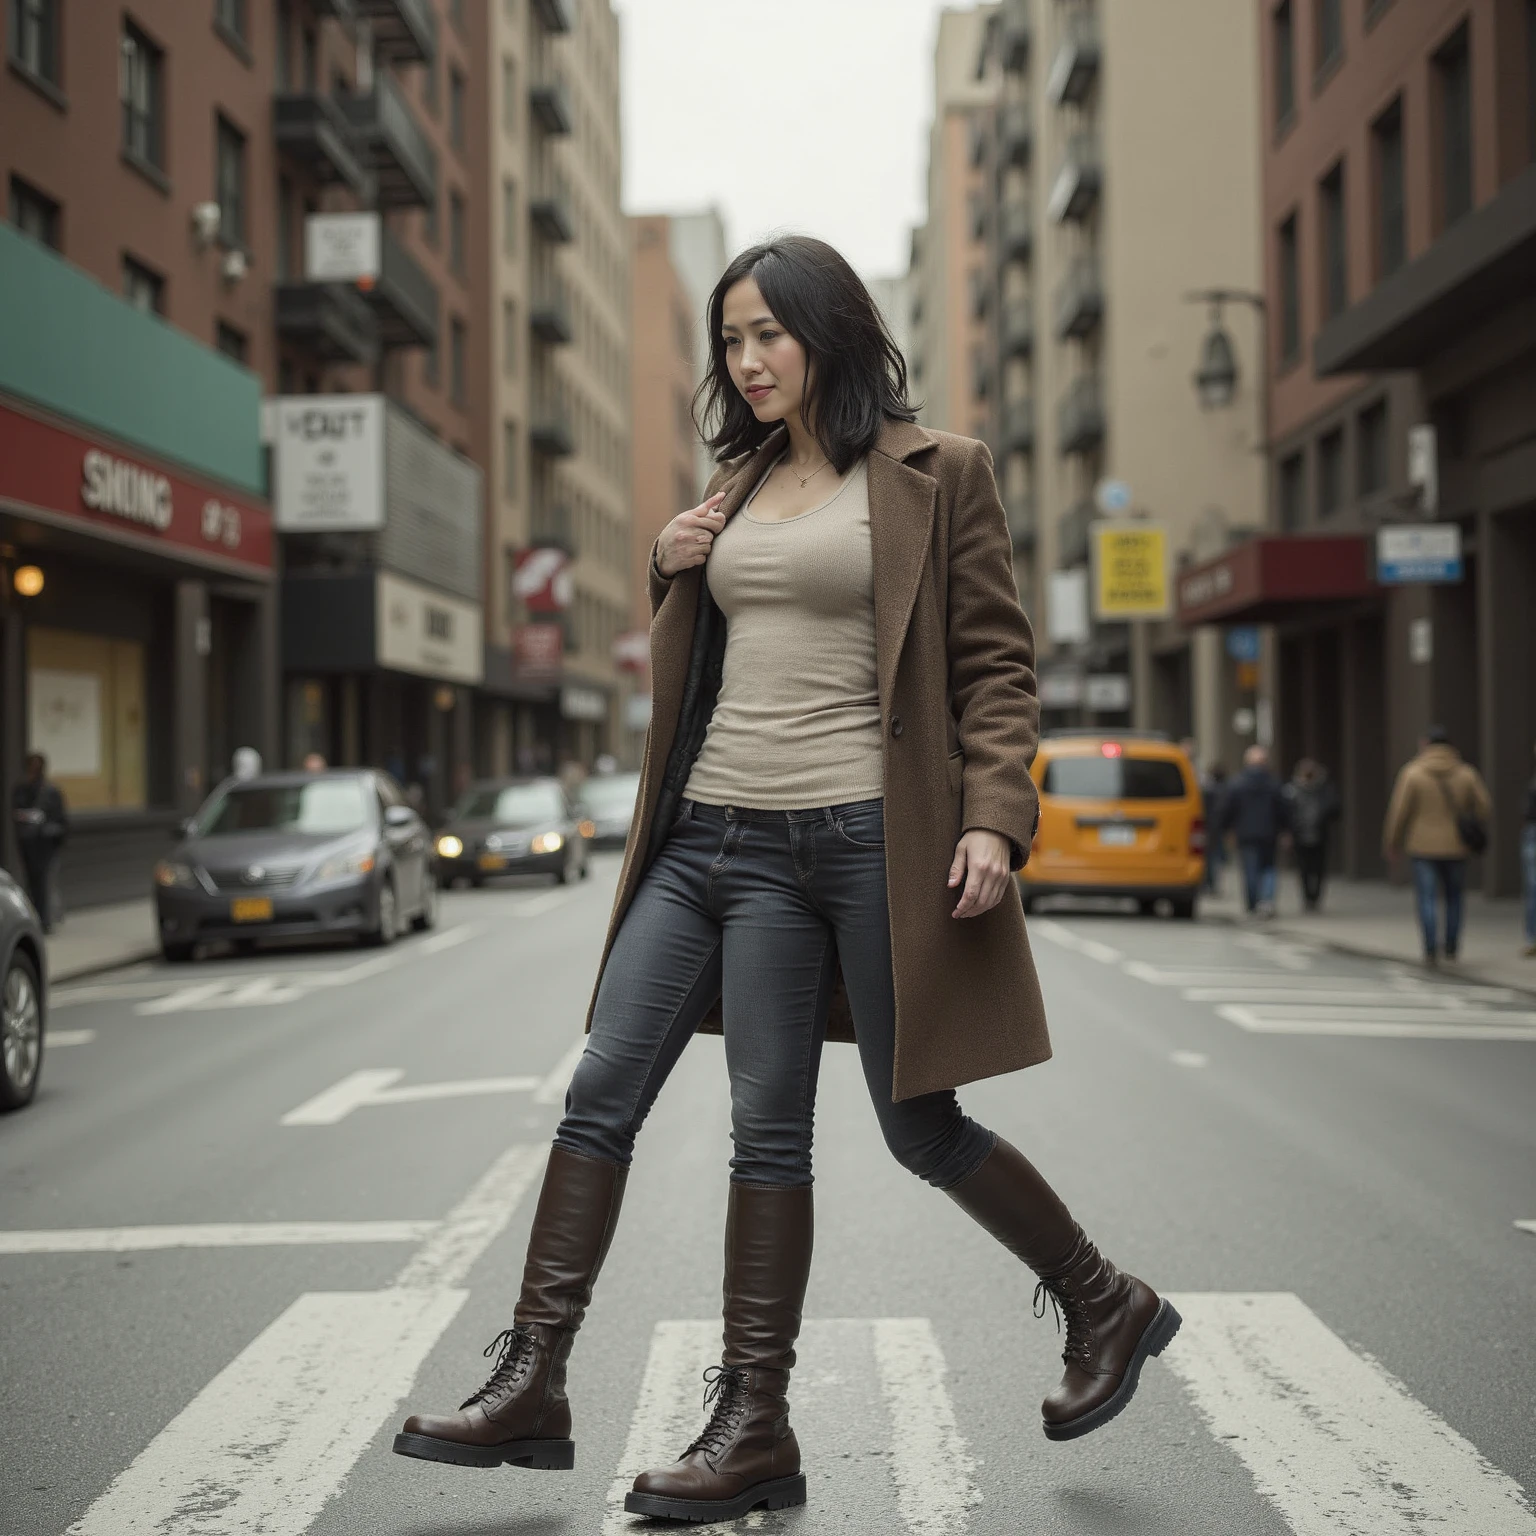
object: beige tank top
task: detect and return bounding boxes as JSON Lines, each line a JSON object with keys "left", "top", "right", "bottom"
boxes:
{"left": 683, "top": 457, "right": 884, "bottom": 809}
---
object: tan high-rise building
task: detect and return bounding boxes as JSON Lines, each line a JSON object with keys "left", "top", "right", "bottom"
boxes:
{"left": 1022, "top": 0, "right": 1265, "bottom": 760}
{"left": 472, "top": 0, "right": 632, "bottom": 771}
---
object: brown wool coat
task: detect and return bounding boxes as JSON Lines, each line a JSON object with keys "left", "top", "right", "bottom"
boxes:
{"left": 585, "top": 418, "right": 1051, "bottom": 1102}
{"left": 1382, "top": 743, "right": 1493, "bottom": 859}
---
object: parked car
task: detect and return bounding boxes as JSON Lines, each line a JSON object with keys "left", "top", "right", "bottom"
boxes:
{"left": 1019, "top": 732, "right": 1205, "bottom": 919}
{"left": 153, "top": 770, "right": 436, "bottom": 961}
{"left": 435, "top": 777, "right": 591, "bottom": 887}
{"left": 0, "top": 867, "right": 46, "bottom": 1110}
{"left": 576, "top": 770, "right": 641, "bottom": 850}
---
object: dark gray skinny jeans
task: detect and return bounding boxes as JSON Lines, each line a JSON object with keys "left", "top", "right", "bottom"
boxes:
{"left": 555, "top": 797, "right": 996, "bottom": 1189}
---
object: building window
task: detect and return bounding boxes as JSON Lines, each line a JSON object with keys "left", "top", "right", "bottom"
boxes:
{"left": 8, "top": 175, "right": 60, "bottom": 249}
{"left": 301, "top": 23, "right": 317, "bottom": 90}
{"left": 449, "top": 191, "right": 466, "bottom": 275}
{"left": 450, "top": 67, "right": 466, "bottom": 149}
{"left": 423, "top": 333, "right": 440, "bottom": 389}
{"left": 1278, "top": 451, "right": 1306, "bottom": 531}
{"left": 1372, "top": 98, "right": 1406, "bottom": 279}
{"left": 1316, "top": 428, "right": 1344, "bottom": 518}
{"left": 215, "top": 0, "right": 247, "bottom": 46}
{"left": 1277, "top": 211, "right": 1300, "bottom": 364}
{"left": 274, "top": 0, "right": 292, "bottom": 89}
{"left": 502, "top": 298, "right": 518, "bottom": 376}
{"left": 1319, "top": 161, "right": 1347, "bottom": 320}
{"left": 122, "top": 254, "right": 164, "bottom": 314}
{"left": 9, "top": 0, "right": 61, "bottom": 88}
{"left": 422, "top": 188, "right": 439, "bottom": 247}
{"left": 422, "top": 53, "right": 440, "bottom": 115}
{"left": 216, "top": 321, "right": 248, "bottom": 363}
{"left": 216, "top": 116, "right": 247, "bottom": 247}
{"left": 1434, "top": 22, "right": 1473, "bottom": 230}
{"left": 1314, "top": 0, "right": 1342, "bottom": 80}
{"left": 450, "top": 317, "right": 467, "bottom": 405}
{"left": 120, "top": 22, "right": 165, "bottom": 173}
{"left": 276, "top": 176, "right": 294, "bottom": 280}
{"left": 1272, "top": 1, "right": 1295, "bottom": 131}
{"left": 502, "top": 177, "right": 518, "bottom": 257}
{"left": 502, "top": 56, "right": 517, "bottom": 137}
{"left": 1357, "top": 399, "right": 1388, "bottom": 497}
{"left": 503, "top": 420, "right": 519, "bottom": 499}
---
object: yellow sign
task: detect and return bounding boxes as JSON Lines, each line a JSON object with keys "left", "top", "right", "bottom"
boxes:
{"left": 1093, "top": 526, "right": 1169, "bottom": 618}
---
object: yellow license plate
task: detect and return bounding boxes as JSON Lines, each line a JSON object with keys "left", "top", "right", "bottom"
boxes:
{"left": 478, "top": 854, "right": 508, "bottom": 871}
{"left": 230, "top": 897, "right": 274, "bottom": 923}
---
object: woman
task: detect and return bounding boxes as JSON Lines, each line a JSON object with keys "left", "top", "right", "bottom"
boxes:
{"left": 394, "top": 237, "right": 1179, "bottom": 1522}
{"left": 1284, "top": 758, "right": 1340, "bottom": 911}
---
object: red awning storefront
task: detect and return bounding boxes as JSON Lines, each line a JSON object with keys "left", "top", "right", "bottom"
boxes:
{"left": 1176, "top": 535, "right": 1375, "bottom": 627}
{"left": 0, "top": 397, "right": 273, "bottom": 577}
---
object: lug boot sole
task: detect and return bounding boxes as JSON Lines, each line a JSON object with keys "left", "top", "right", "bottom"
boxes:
{"left": 1042, "top": 1298, "right": 1182, "bottom": 1443}
{"left": 392, "top": 1431, "right": 575, "bottom": 1470}
{"left": 624, "top": 1472, "right": 807, "bottom": 1522}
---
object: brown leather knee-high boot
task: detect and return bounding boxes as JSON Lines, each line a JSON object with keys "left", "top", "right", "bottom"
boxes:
{"left": 394, "top": 1146, "right": 627, "bottom": 1469}
{"left": 625, "top": 1182, "right": 813, "bottom": 1523}
{"left": 945, "top": 1137, "right": 1180, "bottom": 1441}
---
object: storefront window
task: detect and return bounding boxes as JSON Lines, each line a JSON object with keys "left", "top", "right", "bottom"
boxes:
{"left": 27, "top": 628, "right": 147, "bottom": 811}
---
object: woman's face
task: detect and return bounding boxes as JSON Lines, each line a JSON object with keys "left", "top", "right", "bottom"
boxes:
{"left": 720, "top": 276, "right": 809, "bottom": 427}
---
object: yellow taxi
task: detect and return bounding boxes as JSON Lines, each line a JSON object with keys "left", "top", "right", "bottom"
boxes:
{"left": 1019, "top": 732, "right": 1205, "bottom": 918}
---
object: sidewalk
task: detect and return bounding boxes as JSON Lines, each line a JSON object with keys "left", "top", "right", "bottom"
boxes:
{"left": 1204, "top": 868, "right": 1536, "bottom": 994}
{"left": 44, "top": 899, "right": 159, "bottom": 983}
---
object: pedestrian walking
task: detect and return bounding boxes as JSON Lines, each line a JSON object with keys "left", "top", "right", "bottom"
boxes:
{"left": 1284, "top": 758, "right": 1340, "bottom": 911}
{"left": 1523, "top": 744, "right": 1536, "bottom": 958}
{"left": 395, "top": 235, "right": 1180, "bottom": 1521}
{"left": 11, "top": 752, "right": 67, "bottom": 932}
{"left": 1220, "top": 744, "right": 1289, "bottom": 917}
{"left": 1201, "top": 763, "right": 1229, "bottom": 894}
{"left": 1382, "top": 726, "right": 1493, "bottom": 967}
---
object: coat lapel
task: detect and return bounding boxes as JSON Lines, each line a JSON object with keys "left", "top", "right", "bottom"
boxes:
{"left": 868, "top": 421, "right": 939, "bottom": 706}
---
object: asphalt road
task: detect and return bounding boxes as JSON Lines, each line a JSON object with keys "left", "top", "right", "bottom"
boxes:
{"left": 3, "top": 856, "right": 1533, "bottom": 1536}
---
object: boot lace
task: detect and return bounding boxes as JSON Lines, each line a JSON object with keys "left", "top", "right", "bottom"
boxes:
{"left": 1033, "top": 1279, "right": 1095, "bottom": 1366}
{"left": 460, "top": 1325, "right": 538, "bottom": 1410}
{"left": 684, "top": 1365, "right": 752, "bottom": 1460}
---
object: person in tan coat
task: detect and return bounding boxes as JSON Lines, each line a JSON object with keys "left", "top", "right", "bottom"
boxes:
{"left": 1383, "top": 726, "right": 1493, "bottom": 965}
{"left": 396, "top": 237, "right": 1179, "bottom": 1521}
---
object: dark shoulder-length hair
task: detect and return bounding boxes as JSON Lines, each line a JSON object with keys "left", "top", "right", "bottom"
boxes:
{"left": 694, "top": 235, "right": 918, "bottom": 474}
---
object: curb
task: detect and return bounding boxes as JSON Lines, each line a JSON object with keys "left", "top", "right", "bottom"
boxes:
{"left": 48, "top": 945, "right": 161, "bottom": 986}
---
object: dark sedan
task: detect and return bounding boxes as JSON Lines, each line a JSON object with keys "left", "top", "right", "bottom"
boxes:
{"left": 575, "top": 770, "right": 641, "bottom": 850}
{"left": 434, "top": 778, "right": 590, "bottom": 888}
{"left": 153, "top": 770, "right": 436, "bottom": 962}
{"left": 0, "top": 866, "right": 47, "bottom": 1110}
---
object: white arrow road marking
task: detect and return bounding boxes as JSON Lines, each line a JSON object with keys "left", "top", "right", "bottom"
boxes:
{"left": 603, "top": 1319, "right": 976, "bottom": 1536}
{"left": 1516, "top": 1220, "right": 1536, "bottom": 1237}
{"left": 419, "top": 921, "right": 484, "bottom": 954}
{"left": 1170, "top": 1050, "right": 1210, "bottom": 1068}
{"left": 1164, "top": 1292, "right": 1536, "bottom": 1536}
{"left": 135, "top": 981, "right": 232, "bottom": 1015}
{"left": 64, "top": 1141, "right": 547, "bottom": 1535}
{"left": 0, "top": 1221, "right": 437, "bottom": 1254}
{"left": 1030, "top": 919, "right": 1122, "bottom": 964}
{"left": 281, "top": 1069, "right": 543, "bottom": 1125}
{"left": 48, "top": 1028, "right": 96, "bottom": 1046}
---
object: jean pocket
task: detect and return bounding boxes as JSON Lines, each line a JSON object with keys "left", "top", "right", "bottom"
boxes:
{"left": 832, "top": 801, "right": 886, "bottom": 850}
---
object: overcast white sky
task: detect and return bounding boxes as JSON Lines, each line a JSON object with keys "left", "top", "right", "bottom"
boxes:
{"left": 611, "top": 0, "right": 967, "bottom": 279}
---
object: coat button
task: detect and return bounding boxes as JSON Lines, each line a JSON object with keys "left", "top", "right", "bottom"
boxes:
{"left": 889, "top": 717, "right": 903, "bottom": 739}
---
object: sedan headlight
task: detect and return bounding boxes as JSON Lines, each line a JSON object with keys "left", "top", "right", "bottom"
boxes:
{"left": 436, "top": 834, "right": 464, "bottom": 859}
{"left": 314, "top": 850, "right": 377, "bottom": 883}
{"left": 154, "top": 860, "right": 199, "bottom": 889}
{"left": 530, "top": 831, "right": 564, "bottom": 855}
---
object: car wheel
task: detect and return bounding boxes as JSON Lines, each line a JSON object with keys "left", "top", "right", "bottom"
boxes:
{"left": 1137, "top": 898, "right": 1157, "bottom": 917}
{"left": 412, "top": 876, "right": 437, "bottom": 932}
{"left": 1172, "top": 896, "right": 1198, "bottom": 921}
{"left": 366, "top": 880, "right": 398, "bottom": 947}
{"left": 0, "top": 949, "right": 43, "bottom": 1111}
{"left": 469, "top": 871, "right": 486, "bottom": 889}
{"left": 161, "top": 942, "right": 195, "bottom": 963}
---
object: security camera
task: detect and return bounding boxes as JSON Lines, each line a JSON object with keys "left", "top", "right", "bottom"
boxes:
{"left": 191, "top": 201, "right": 222, "bottom": 245}
{"left": 221, "top": 248, "right": 248, "bottom": 284}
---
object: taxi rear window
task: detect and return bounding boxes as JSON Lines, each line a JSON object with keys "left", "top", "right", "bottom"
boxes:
{"left": 1041, "top": 758, "right": 1188, "bottom": 800}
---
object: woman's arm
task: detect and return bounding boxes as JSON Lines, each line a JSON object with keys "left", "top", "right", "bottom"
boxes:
{"left": 945, "top": 440, "right": 1040, "bottom": 873}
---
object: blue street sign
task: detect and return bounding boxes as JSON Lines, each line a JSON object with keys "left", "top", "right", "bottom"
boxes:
{"left": 1225, "top": 626, "right": 1261, "bottom": 663}
{"left": 1376, "top": 524, "right": 1463, "bottom": 585}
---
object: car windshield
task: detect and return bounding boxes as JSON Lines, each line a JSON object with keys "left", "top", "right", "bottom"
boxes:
{"left": 455, "top": 783, "right": 566, "bottom": 825}
{"left": 1042, "top": 758, "right": 1188, "bottom": 800}
{"left": 577, "top": 774, "right": 640, "bottom": 815}
{"left": 196, "top": 779, "right": 374, "bottom": 836}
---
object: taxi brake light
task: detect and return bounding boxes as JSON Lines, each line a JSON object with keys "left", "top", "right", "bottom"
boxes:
{"left": 1100, "top": 742, "right": 1123, "bottom": 758}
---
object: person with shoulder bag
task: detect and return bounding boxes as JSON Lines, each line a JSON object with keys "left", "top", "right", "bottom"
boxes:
{"left": 394, "top": 236, "right": 1181, "bottom": 1522}
{"left": 1382, "top": 726, "right": 1493, "bottom": 966}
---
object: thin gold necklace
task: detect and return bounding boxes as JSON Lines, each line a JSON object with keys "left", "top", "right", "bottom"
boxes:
{"left": 787, "top": 455, "right": 831, "bottom": 489}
